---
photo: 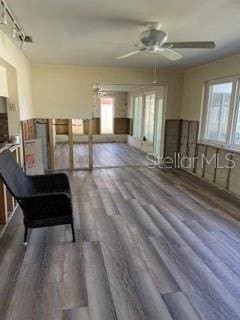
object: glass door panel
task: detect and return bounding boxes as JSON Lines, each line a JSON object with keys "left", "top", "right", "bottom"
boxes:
{"left": 142, "top": 93, "right": 155, "bottom": 153}
{"left": 154, "top": 98, "right": 164, "bottom": 156}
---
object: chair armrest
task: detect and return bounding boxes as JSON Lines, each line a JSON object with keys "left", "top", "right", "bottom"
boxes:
{"left": 29, "top": 173, "right": 71, "bottom": 194}
{"left": 18, "top": 192, "right": 73, "bottom": 218}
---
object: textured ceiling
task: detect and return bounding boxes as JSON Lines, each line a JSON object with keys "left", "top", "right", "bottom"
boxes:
{"left": 6, "top": 0, "right": 240, "bottom": 68}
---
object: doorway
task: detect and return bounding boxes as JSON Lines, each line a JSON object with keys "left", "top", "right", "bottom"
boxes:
{"left": 100, "top": 97, "right": 114, "bottom": 134}
{"left": 91, "top": 84, "right": 166, "bottom": 169}
{"left": 34, "top": 85, "right": 166, "bottom": 171}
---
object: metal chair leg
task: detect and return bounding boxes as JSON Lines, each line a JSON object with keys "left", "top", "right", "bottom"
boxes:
{"left": 23, "top": 227, "right": 28, "bottom": 245}
{"left": 71, "top": 222, "right": 76, "bottom": 242}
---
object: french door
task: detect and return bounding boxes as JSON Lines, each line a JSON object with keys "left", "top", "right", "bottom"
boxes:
{"left": 141, "top": 93, "right": 156, "bottom": 153}
{"left": 154, "top": 97, "right": 164, "bottom": 156}
{"left": 132, "top": 87, "right": 166, "bottom": 157}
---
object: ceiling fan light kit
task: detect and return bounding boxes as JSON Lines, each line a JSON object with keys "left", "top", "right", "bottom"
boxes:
{"left": 117, "top": 22, "right": 216, "bottom": 61}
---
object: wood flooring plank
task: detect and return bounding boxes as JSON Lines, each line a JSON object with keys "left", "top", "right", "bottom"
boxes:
{"left": 5, "top": 255, "right": 63, "bottom": 320}
{"left": 72, "top": 195, "right": 81, "bottom": 230}
{"left": 127, "top": 200, "right": 161, "bottom": 237}
{"left": 107, "top": 170, "right": 135, "bottom": 200}
{"left": 140, "top": 168, "right": 226, "bottom": 229}
{"left": 94, "top": 207, "right": 146, "bottom": 320}
{"left": 127, "top": 224, "right": 181, "bottom": 295}
{"left": 2, "top": 150, "right": 240, "bottom": 320}
{"left": 143, "top": 204, "right": 187, "bottom": 247}
{"left": 94, "top": 207, "right": 173, "bottom": 320}
{"left": 98, "top": 189, "right": 120, "bottom": 216}
{"left": 62, "top": 230, "right": 87, "bottom": 309}
{"left": 186, "top": 220, "right": 240, "bottom": 278}
{"left": 0, "top": 210, "right": 27, "bottom": 318}
{"left": 102, "top": 170, "right": 124, "bottom": 196}
{"left": 62, "top": 307, "right": 91, "bottom": 320}
{"left": 78, "top": 201, "right": 98, "bottom": 242}
{"left": 163, "top": 168, "right": 240, "bottom": 222}
{"left": 163, "top": 291, "right": 202, "bottom": 320}
{"left": 158, "top": 209, "right": 240, "bottom": 299}
{"left": 83, "top": 241, "right": 117, "bottom": 320}
{"left": 110, "top": 215, "right": 174, "bottom": 320}
{"left": 150, "top": 235, "right": 240, "bottom": 320}
{"left": 36, "top": 282, "right": 62, "bottom": 320}
{"left": 111, "top": 194, "right": 137, "bottom": 224}
{"left": 4, "top": 225, "right": 67, "bottom": 319}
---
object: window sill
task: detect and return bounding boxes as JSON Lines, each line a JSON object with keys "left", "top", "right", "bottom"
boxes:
{"left": 198, "top": 140, "right": 240, "bottom": 154}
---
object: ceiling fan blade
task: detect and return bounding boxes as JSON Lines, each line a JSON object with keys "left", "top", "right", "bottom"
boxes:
{"left": 117, "top": 50, "right": 141, "bottom": 59}
{"left": 163, "top": 41, "right": 216, "bottom": 49}
{"left": 159, "top": 48, "right": 183, "bottom": 61}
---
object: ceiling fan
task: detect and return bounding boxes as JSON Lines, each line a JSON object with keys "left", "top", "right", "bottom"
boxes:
{"left": 117, "top": 22, "right": 216, "bottom": 61}
{"left": 93, "top": 85, "right": 111, "bottom": 98}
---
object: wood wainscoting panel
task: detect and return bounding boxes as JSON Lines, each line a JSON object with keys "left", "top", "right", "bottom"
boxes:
{"left": 195, "top": 145, "right": 206, "bottom": 178}
{"left": 180, "top": 121, "right": 188, "bottom": 160}
{"left": 83, "top": 118, "right": 100, "bottom": 135}
{"left": 215, "top": 150, "right": 230, "bottom": 189}
{"left": 55, "top": 119, "right": 69, "bottom": 135}
{"left": 164, "top": 120, "right": 181, "bottom": 159}
{"left": 83, "top": 119, "right": 89, "bottom": 135}
{"left": 21, "top": 119, "right": 36, "bottom": 141}
{"left": 114, "top": 118, "right": 130, "bottom": 135}
{"left": 228, "top": 154, "right": 240, "bottom": 196}
{"left": 204, "top": 147, "right": 217, "bottom": 182}
{"left": 92, "top": 118, "right": 100, "bottom": 135}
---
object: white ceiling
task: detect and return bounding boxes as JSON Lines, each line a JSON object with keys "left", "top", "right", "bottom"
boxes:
{"left": 6, "top": 0, "right": 240, "bottom": 68}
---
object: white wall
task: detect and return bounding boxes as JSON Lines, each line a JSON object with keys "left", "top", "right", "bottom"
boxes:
{"left": 0, "top": 65, "right": 8, "bottom": 97}
{"left": 31, "top": 64, "right": 183, "bottom": 120}
{"left": 0, "top": 30, "right": 33, "bottom": 120}
{"left": 181, "top": 54, "right": 240, "bottom": 121}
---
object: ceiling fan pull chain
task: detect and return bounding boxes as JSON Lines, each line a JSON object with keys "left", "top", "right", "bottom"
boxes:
{"left": 153, "top": 55, "right": 157, "bottom": 84}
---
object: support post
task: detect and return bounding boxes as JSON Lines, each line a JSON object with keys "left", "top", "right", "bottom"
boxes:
{"left": 68, "top": 119, "right": 74, "bottom": 169}
{"left": 89, "top": 119, "right": 93, "bottom": 170}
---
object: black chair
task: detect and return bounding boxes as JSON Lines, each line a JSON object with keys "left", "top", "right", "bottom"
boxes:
{"left": 0, "top": 150, "right": 75, "bottom": 244}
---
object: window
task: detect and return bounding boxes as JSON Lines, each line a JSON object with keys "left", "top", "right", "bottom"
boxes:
{"left": 204, "top": 82, "right": 232, "bottom": 143}
{"left": 133, "top": 96, "right": 143, "bottom": 138}
{"left": 144, "top": 94, "right": 155, "bottom": 142}
{"left": 100, "top": 97, "right": 114, "bottom": 134}
{"left": 234, "top": 102, "right": 240, "bottom": 144}
{"left": 201, "top": 78, "right": 240, "bottom": 149}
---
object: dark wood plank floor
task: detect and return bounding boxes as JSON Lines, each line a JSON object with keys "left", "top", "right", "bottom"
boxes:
{"left": 1, "top": 166, "right": 240, "bottom": 319}
{"left": 54, "top": 143, "right": 149, "bottom": 169}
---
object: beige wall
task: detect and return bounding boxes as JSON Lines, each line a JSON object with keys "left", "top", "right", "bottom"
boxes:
{"left": 31, "top": 64, "right": 183, "bottom": 120}
{"left": 1, "top": 60, "right": 19, "bottom": 135}
{"left": 181, "top": 54, "right": 240, "bottom": 121}
{"left": 0, "top": 30, "right": 33, "bottom": 120}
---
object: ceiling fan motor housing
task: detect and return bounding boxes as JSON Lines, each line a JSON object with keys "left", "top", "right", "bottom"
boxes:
{"left": 140, "top": 29, "right": 167, "bottom": 47}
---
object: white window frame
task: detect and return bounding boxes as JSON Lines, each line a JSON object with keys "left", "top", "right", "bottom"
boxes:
{"left": 200, "top": 76, "right": 240, "bottom": 150}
